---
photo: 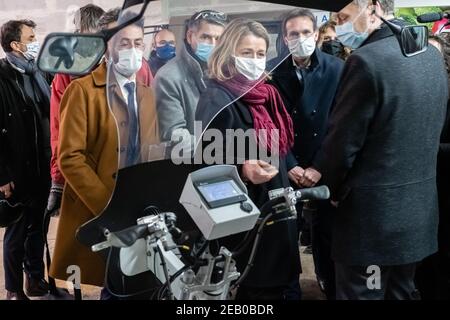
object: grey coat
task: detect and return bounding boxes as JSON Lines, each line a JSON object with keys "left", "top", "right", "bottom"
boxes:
{"left": 313, "top": 23, "right": 449, "bottom": 266}
{"left": 153, "top": 42, "right": 207, "bottom": 142}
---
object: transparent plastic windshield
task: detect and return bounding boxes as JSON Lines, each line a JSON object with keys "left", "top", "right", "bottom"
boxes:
{"left": 106, "top": 0, "right": 333, "bottom": 171}
{"left": 57, "top": 0, "right": 342, "bottom": 297}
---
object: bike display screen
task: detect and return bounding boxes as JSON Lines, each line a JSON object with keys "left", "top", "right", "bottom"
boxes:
{"left": 196, "top": 180, "right": 247, "bottom": 209}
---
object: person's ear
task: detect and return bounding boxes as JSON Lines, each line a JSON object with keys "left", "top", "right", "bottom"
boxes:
{"left": 283, "top": 36, "right": 289, "bottom": 45}
{"left": 9, "top": 41, "right": 21, "bottom": 52}
{"left": 314, "top": 31, "right": 319, "bottom": 42}
{"left": 186, "top": 30, "right": 194, "bottom": 46}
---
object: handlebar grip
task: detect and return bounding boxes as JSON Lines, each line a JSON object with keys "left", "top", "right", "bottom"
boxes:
{"left": 297, "top": 186, "right": 330, "bottom": 201}
{"left": 113, "top": 224, "right": 149, "bottom": 247}
{"left": 417, "top": 12, "right": 444, "bottom": 23}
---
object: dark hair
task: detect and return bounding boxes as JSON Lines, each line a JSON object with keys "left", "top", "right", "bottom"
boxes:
{"left": 435, "top": 33, "right": 450, "bottom": 91}
{"left": 319, "top": 21, "right": 336, "bottom": 37}
{"left": 282, "top": 8, "right": 317, "bottom": 37}
{"left": 1, "top": 19, "right": 36, "bottom": 53}
{"left": 74, "top": 4, "right": 105, "bottom": 33}
{"left": 429, "top": 34, "right": 445, "bottom": 50}
{"left": 185, "top": 10, "right": 227, "bottom": 36}
{"left": 98, "top": 8, "right": 121, "bottom": 31}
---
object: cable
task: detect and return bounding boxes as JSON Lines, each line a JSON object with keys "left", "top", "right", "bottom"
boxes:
{"left": 231, "top": 212, "right": 273, "bottom": 290}
{"left": 232, "top": 197, "right": 286, "bottom": 257}
{"left": 104, "top": 247, "right": 159, "bottom": 299}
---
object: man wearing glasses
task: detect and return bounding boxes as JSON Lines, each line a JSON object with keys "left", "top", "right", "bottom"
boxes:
{"left": 154, "top": 10, "right": 227, "bottom": 152}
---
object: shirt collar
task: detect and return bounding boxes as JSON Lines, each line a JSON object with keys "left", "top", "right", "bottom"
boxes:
{"left": 292, "top": 56, "right": 311, "bottom": 70}
{"left": 113, "top": 67, "right": 136, "bottom": 90}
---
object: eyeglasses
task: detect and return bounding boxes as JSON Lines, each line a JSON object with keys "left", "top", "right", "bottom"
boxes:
{"left": 193, "top": 10, "right": 227, "bottom": 23}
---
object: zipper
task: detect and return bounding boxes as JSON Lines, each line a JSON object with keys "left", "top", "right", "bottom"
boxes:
{"left": 14, "top": 73, "right": 41, "bottom": 177}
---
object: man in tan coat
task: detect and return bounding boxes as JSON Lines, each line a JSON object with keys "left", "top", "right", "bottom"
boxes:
{"left": 50, "top": 18, "right": 159, "bottom": 295}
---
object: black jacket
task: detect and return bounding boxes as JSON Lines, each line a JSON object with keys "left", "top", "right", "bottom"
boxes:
{"left": 196, "top": 80, "right": 301, "bottom": 287}
{"left": 438, "top": 102, "right": 450, "bottom": 251}
{"left": 271, "top": 49, "right": 344, "bottom": 169}
{"left": 0, "top": 58, "right": 51, "bottom": 199}
{"left": 313, "top": 23, "right": 449, "bottom": 266}
{"left": 148, "top": 50, "right": 169, "bottom": 76}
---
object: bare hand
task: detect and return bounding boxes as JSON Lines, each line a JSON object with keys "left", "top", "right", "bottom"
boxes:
{"left": 0, "top": 182, "right": 15, "bottom": 199}
{"left": 299, "top": 167, "right": 322, "bottom": 188}
{"left": 242, "top": 160, "right": 279, "bottom": 185}
{"left": 288, "top": 166, "right": 305, "bottom": 186}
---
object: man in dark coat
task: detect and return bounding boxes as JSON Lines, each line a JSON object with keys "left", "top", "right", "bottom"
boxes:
{"left": 271, "top": 8, "right": 344, "bottom": 299}
{"left": 311, "top": 0, "right": 448, "bottom": 300}
{"left": 437, "top": 102, "right": 450, "bottom": 298}
{"left": 0, "top": 20, "right": 51, "bottom": 300}
{"left": 415, "top": 35, "right": 450, "bottom": 300}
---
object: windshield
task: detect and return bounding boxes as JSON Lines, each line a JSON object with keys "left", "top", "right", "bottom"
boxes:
{"left": 106, "top": 0, "right": 333, "bottom": 170}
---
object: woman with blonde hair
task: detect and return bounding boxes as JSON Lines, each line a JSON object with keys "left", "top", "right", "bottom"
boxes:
{"left": 196, "top": 18, "right": 302, "bottom": 300}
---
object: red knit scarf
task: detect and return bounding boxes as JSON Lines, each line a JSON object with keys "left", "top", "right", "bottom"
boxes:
{"left": 221, "top": 74, "right": 294, "bottom": 157}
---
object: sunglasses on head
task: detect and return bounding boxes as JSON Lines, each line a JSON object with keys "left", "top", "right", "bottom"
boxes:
{"left": 193, "top": 10, "right": 227, "bottom": 23}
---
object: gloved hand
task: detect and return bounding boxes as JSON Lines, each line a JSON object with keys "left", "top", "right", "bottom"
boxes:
{"left": 46, "top": 182, "right": 63, "bottom": 217}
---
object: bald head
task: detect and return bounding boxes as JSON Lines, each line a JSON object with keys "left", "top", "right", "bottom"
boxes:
{"left": 153, "top": 29, "right": 176, "bottom": 49}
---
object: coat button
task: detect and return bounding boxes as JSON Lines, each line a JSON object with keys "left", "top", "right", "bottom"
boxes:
{"left": 1, "top": 129, "right": 6, "bottom": 134}
{"left": 295, "top": 133, "right": 299, "bottom": 138}
{"left": 311, "top": 110, "right": 317, "bottom": 115}
{"left": 120, "top": 121, "right": 128, "bottom": 127}
{"left": 313, "top": 133, "right": 318, "bottom": 138}
{"left": 8, "top": 113, "right": 12, "bottom": 117}
{"left": 120, "top": 147, "right": 126, "bottom": 153}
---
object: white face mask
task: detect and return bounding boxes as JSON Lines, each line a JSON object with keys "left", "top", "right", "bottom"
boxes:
{"left": 288, "top": 35, "right": 316, "bottom": 58}
{"left": 114, "top": 47, "right": 143, "bottom": 78}
{"left": 19, "top": 41, "right": 40, "bottom": 61}
{"left": 233, "top": 56, "right": 266, "bottom": 81}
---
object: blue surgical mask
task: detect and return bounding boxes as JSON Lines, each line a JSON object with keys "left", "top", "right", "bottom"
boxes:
{"left": 195, "top": 42, "right": 215, "bottom": 62}
{"left": 156, "top": 44, "right": 176, "bottom": 61}
{"left": 335, "top": 10, "right": 369, "bottom": 50}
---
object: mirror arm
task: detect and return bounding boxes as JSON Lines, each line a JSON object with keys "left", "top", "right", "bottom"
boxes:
{"left": 371, "top": 0, "right": 402, "bottom": 35}
{"left": 99, "top": 0, "right": 151, "bottom": 42}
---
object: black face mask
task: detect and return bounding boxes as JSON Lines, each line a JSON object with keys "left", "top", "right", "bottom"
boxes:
{"left": 321, "top": 40, "right": 345, "bottom": 57}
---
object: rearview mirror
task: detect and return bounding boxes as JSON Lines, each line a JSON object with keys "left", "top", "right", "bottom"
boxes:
{"left": 400, "top": 25, "right": 429, "bottom": 57}
{"left": 37, "top": 34, "right": 106, "bottom": 76}
{"left": 380, "top": 18, "right": 428, "bottom": 57}
{"left": 37, "top": 0, "right": 152, "bottom": 76}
